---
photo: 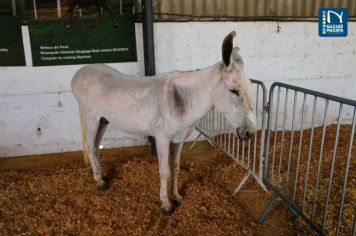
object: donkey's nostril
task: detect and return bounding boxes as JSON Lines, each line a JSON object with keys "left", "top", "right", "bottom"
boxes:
{"left": 236, "top": 127, "right": 252, "bottom": 141}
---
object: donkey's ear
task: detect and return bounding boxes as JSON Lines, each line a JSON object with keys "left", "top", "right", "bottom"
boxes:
{"left": 222, "top": 31, "right": 236, "bottom": 69}
{"left": 232, "top": 46, "right": 244, "bottom": 68}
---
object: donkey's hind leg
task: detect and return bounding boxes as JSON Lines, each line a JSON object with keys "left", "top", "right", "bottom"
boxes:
{"left": 170, "top": 142, "right": 184, "bottom": 206}
{"left": 84, "top": 114, "right": 109, "bottom": 190}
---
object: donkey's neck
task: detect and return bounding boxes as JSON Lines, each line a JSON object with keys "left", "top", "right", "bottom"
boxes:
{"left": 169, "top": 62, "right": 222, "bottom": 125}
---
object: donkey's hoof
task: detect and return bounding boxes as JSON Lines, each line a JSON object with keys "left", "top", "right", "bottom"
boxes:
{"left": 161, "top": 207, "right": 173, "bottom": 216}
{"left": 66, "top": 24, "right": 72, "bottom": 29}
{"left": 173, "top": 197, "right": 183, "bottom": 206}
{"left": 97, "top": 181, "right": 108, "bottom": 191}
{"left": 114, "top": 23, "right": 119, "bottom": 28}
{"left": 102, "top": 175, "right": 110, "bottom": 182}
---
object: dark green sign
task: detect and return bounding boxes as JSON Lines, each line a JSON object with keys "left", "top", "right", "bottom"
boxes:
{"left": 0, "top": 1, "right": 26, "bottom": 66}
{"left": 27, "top": 0, "right": 137, "bottom": 66}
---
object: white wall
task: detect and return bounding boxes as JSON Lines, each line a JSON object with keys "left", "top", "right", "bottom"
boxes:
{"left": 0, "top": 22, "right": 355, "bottom": 157}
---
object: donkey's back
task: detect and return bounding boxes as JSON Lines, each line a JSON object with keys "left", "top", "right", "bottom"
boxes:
{"left": 71, "top": 64, "right": 160, "bottom": 135}
{"left": 72, "top": 64, "right": 160, "bottom": 99}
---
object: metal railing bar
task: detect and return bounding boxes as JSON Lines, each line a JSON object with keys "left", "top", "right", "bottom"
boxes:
{"left": 222, "top": 120, "right": 225, "bottom": 151}
{"left": 211, "top": 108, "right": 216, "bottom": 140}
{"left": 232, "top": 129, "right": 236, "bottom": 160}
{"left": 311, "top": 99, "right": 329, "bottom": 220}
{"left": 228, "top": 123, "right": 231, "bottom": 155}
{"left": 335, "top": 108, "right": 356, "bottom": 235}
{"left": 263, "top": 84, "right": 275, "bottom": 180}
{"left": 277, "top": 88, "right": 289, "bottom": 189}
{"left": 214, "top": 109, "right": 218, "bottom": 143}
{"left": 262, "top": 179, "right": 325, "bottom": 235}
{"left": 237, "top": 132, "right": 240, "bottom": 162}
{"left": 284, "top": 90, "right": 297, "bottom": 195}
{"left": 271, "top": 86, "right": 281, "bottom": 180}
{"left": 242, "top": 141, "right": 245, "bottom": 165}
{"left": 247, "top": 139, "right": 251, "bottom": 169}
{"left": 322, "top": 104, "right": 343, "bottom": 231}
{"left": 257, "top": 194, "right": 279, "bottom": 224}
{"left": 302, "top": 96, "right": 317, "bottom": 212}
{"left": 259, "top": 82, "right": 267, "bottom": 181}
{"left": 270, "top": 82, "right": 356, "bottom": 107}
{"left": 293, "top": 93, "right": 306, "bottom": 203}
{"left": 207, "top": 109, "right": 211, "bottom": 138}
{"left": 253, "top": 84, "right": 259, "bottom": 173}
{"left": 219, "top": 112, "right": 222, "bottom": 146}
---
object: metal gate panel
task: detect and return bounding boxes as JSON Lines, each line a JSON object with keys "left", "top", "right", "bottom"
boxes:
{"left": 192, "top": 79, "right": 356, "bottom": 235}
{"left": 259, "top": 82, "right": 356, "bottom": 236}
{"left": 191, "top": 79, "right": 268, "bottom": 193}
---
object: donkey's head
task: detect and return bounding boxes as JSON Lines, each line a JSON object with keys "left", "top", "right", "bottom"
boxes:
{"left": 212, "top": 31, "right": 256, "bottom": 141}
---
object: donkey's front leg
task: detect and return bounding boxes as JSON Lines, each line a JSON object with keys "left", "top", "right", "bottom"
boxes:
{"left": 155, "top": 136, "right": 172, "bottom": 214}
{"left": 171, "top": 142, "right": 184, "bottom": 206}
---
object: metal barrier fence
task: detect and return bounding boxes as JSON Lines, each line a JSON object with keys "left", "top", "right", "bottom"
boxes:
{"left": 190, "top": 79, "right": 268, "bottom": 194}
{"left": 258, "top": 82, "right": 356, "bottom": 236}
{"left": 192, "top": 80, "right": 356, "bottom": 235}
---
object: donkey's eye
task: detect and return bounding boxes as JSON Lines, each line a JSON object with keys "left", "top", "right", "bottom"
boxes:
{"left": 230, "top": 90, "right": 240, "bottom": 97}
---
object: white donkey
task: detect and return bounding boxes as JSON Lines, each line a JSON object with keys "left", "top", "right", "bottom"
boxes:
{"left": 72, "top": 31, "right": 256, "bottom": 214}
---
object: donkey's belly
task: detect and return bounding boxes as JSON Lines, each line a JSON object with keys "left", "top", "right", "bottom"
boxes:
{"left": 103, "top": 110, "right": 155, "bottom": 135}
{"left": 94, "top": 91, "right": 158, "bottom": 135}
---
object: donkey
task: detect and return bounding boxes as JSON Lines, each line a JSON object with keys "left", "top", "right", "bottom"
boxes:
{"left": 71, "top": 31, "right": 256, "bottom": 214}
{"left": 64, "top": 0, "right": 119, "bottom": 29}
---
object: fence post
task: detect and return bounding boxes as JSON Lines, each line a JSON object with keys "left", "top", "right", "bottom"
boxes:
{"left": 142, "top": 0, "right": 157, "bottom": 155}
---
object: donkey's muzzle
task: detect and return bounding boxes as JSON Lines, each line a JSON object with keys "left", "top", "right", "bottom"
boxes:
{"left": 236, "top": 127, "right": 254, "bottom": 141}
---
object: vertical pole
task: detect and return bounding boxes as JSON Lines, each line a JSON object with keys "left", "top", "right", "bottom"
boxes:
{"left": 253, "top": 84, "right": 259, "bottom": 173}
{"left": 33, "top": 0, "right": 38, "bottom": 20}
{"left": 57, "top": 0, "right": 61, "bottom": 18}
{"left": 293, "top": 93, "right": 306, "bottom": 203}
{"left": 336, "top": 108, "right": 356, "bottom": 235}
{"left": 302, "top": 96, "right": 317, "bottom": 212}
{"left": 271, "top": 87, "right": 281, "bottom": 180}
{"left": 142, "top": 0, "right": 157, "bottom": 155}
{"left": 12, "top": 0, "right": 16, "bottom": 16}
{"left": 259, "top": 83, "right": 267, "bottom": 181}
